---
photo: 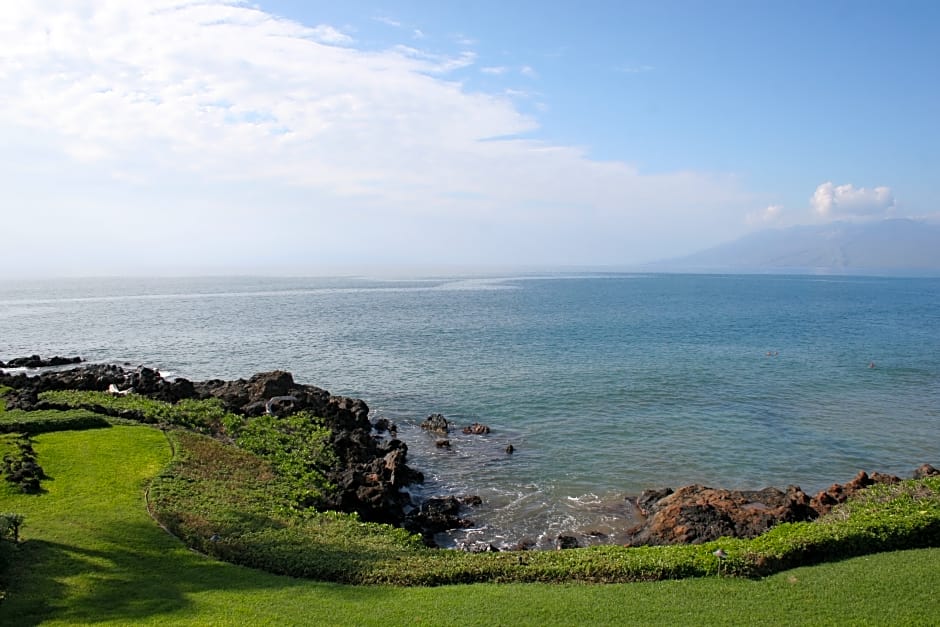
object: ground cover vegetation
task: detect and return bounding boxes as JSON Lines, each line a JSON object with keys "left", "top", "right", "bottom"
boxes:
{"left": 38, "top": 390, "right": 241, "bottom": 434}
{"left": 1, "top": 382, "right": 940, "bottom": 622}
{"left": 150, "top": 427, "right": 940, "bottom": 584}
{"left": 0, "top": 426, "right": 939, "bottom": 625}
{"left": 3, "top": 386, "right": 940, "bottom": 585}
{"left": 38, "top": 391, "right": 339, "bottom": 508}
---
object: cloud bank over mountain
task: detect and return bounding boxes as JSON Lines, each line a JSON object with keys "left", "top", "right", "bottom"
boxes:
{"left": 652, "top": 219, "right": 940, "bottom": 275}
{"left": 811, "top": 183, "right": 896, "bottom": 221}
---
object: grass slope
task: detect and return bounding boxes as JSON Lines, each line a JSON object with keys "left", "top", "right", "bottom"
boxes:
{"left": 0, "top": 426, "right": 938, "bottom": 625}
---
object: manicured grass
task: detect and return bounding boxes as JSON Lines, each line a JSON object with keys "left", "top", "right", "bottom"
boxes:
{"left": 1, "top": 426, "right": 939, "bottom": 625}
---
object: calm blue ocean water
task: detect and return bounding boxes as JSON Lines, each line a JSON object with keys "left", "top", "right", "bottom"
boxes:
{"left": 2, "top": 273, "right": 939, "bottom": 547}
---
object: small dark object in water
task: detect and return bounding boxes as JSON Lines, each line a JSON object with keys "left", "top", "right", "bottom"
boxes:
{"left": 505, "top": 443, "right": 515, "bottom": 454}
{"left": 462, "top": 422, "right": 490, "bottom": 435}
{"left": 435, "top": 439, "right": 451, "bottom": 448}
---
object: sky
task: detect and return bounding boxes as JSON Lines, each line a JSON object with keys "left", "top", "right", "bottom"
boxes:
{"left": 2, "top": 1, "right": 938, "bottom": 277}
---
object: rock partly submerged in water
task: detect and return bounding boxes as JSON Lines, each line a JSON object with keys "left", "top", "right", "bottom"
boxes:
{"left": 404, "top": 495, "right": 476, "bottom": 546}
{"left": 420, "top": 413, "right": 449, "bottom": 434}
{"left": 462, "top": 422, "right": 490, "bottom": 435}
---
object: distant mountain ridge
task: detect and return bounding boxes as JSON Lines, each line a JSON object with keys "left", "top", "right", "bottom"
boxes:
{"left": 651, "top": 219, "right": 940, "bottom": 275}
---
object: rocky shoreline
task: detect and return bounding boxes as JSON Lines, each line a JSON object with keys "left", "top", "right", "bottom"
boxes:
{"left": 1, "top": 358, "right": 426, "bottom": 533}
{"left": 3, "top": 355, "right": 937, "bottom": 550}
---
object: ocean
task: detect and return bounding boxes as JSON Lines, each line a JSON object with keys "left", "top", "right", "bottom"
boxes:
{"left": 2, "top": 272, "right": 939, "bottom": 548}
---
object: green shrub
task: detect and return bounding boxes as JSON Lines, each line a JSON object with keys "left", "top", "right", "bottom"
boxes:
{"left": 234, "top": 411, "right": 336, "bottom": 508}
{"left": 0, "top": 409, "right": 111, "bottom": 434}
{"left": 38, "top": 391, "right": 242, "bottom": 435}
{"left": 1, "top": 436, "right": 45, "bottom": 493}
{"left": 731, "top": 478, "right": 940, "bottom": 577}
{"left": 149, "top": 431, "right": 421, "bottom": 583}
{"left": 0, "top": 513, "right": 25, "bottom": 543}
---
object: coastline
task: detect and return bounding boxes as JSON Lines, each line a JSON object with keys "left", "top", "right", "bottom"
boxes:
{"left": 4, "top": 356, "right": 938, "bottom": 551}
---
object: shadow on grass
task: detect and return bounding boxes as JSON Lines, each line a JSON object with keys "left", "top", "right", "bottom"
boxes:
{"left": 0, "top": 520, "right": 395, "bottom": 626}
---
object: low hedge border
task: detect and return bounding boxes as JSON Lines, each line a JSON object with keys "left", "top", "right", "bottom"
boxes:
{"left": 37, "top": 391, "right": 242, "bottom": 435}
{"left": 149, "top": 430, "right": 940, "bottom": 585}
{"left": 0, "top": 409, "right": 111, "bottom": 435}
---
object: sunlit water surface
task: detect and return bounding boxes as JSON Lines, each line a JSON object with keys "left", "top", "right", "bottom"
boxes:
{"left": 2, "top": 273, "right": 938, "bottom": 547}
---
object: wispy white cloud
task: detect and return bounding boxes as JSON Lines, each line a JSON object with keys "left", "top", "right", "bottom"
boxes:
{"left": 0, "top": 1, "right": 755, "bottom": 272}
{"left": 412, "top": 28, "right": 425, "bottom": 40}
{"left": 811, "top": 182, "right": 895, "bottom": 221}
{"left": 373, "top": 15, "right": 401, "bottom": 28}
{"left": 391, "top": 46, "right": 477, "bottom": 73}
{"left": 453, "top": 33, "right": 477, "bottom": 46}
{"left": 520, "top": 65, "right": 538, "bottom": 78}
{"left": 747, "top": 204, "right": 784, "bottom": 225}
{"left": 481, "top": 66, "right": 509, "bottom": 75}
{"left": 310, "top": 24, "right": 354, "bottom": 44}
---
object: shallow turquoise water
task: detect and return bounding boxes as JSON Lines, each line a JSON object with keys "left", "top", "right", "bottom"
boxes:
{"left": 2, "top": 272, "right": 939, "bottom": 547}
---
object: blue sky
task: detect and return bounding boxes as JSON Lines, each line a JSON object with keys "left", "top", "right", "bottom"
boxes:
{"left": 1, "top": 1, "right": 938, "bottom": 276}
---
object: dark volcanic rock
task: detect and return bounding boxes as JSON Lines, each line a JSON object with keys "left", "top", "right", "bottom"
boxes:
{"left": 0, "top": 360, "right": 422, "bottom": 528}
{"left": 2, "top": 355, "right": 82, "bottom": 369}
{"left": 249, "top": 370, "right": 294, "bottom": 399}
{"left": 405, "top": 496, "right": 474, "bottom": 546}
{"left": 555, "top": 535, "right": 580, "bottom": 550}
{"left": 420, "top": 413, "right": 449, "bottom": 434}
{"left": 637, "top": 487, "right": 673, "bottom": 514}
{"left": 191, "top": 371, "right": 371, "bottom": 434}
{"left": 0, "top": 363, "right": 128, "bottom": 398}
{"left": 913, "top": 463, "right": 940, "bottom": 479}
{"left": 0, "top": 362, "right": 197, "bottom": 407}
{"left": 3, "top": 387, "right": 38, "bottom": 411}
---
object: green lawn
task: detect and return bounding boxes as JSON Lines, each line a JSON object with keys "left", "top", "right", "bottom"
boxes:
{"left": 1, "top": 426, "right": 939, "bottom": 626}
